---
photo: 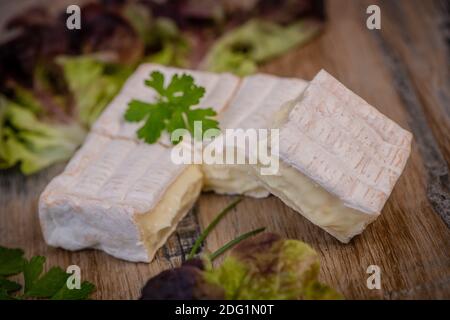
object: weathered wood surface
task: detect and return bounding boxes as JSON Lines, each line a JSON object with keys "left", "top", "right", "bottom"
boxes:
{"left": 1, "top": 0, "right": 449, "bottom": 299}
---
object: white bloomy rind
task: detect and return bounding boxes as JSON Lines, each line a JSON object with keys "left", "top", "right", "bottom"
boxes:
{"left": 256, "top": 70, "right": 412, "bottom": 242}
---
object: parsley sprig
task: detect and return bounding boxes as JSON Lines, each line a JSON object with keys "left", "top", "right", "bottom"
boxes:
{"left": 0, "top": 246, "right": 95, "bottom": 300}
{"left": 124, "top": 71, "right": 219, "bottom": 144}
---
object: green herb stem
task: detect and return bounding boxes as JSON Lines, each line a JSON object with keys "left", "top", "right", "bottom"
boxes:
{"left": 187, "top": 197, "right": 242, "bottom": 260}
{"left": 209, "top": 227, "right": 266, "bottom": 261}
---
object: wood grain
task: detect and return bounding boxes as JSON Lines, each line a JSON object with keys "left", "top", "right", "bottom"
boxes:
{"left": 1, "top": 0, "right": 449, "bottom": 299}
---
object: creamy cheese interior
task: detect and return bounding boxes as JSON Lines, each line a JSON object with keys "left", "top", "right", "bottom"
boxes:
{"left": 135, "top": 165, "right": 203, "bottom": 260}
{"left": 200, "top": 143, "right": 268, "bottom": 197}
{"left": 255, "top": 161, "right": 379, "bottom": 243}
{"left": 202, "top": 162, "right": 269, "bottom": 198}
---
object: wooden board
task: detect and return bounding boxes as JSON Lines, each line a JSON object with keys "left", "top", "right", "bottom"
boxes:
{"left": 1, "top": 0, "right": 449, "bottom": 299}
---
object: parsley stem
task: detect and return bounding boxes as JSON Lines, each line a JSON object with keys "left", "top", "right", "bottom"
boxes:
{"left": 209, "top": 227, "right": 266, "bottom": 261}
{"left": 187, "top": 197, "right": 243, "bottom": 260}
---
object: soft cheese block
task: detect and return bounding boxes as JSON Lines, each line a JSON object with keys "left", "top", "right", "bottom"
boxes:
{"left": 256, "top": 70, "right": 412, "bottom": 242}
{"left": 39, "top": 132, "right": 203, "bottom": 262}
{"left": 91, "top": 64, "right": 240, "bottom": 146}
{"left": 38, "top": 65, "right": 239, "bottom": 263}
{"left": 202, "top": 74, "right": 308, "bottom": 197}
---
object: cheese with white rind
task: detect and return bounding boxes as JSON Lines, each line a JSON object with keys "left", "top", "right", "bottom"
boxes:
{"left": 39, "top": 132, "right": 203, "bottom": 262}
{"left": 202, "top": 74, "right": 308, "bottom": 197}
{"left": 91, "top": 64, "right": 240, "bottom": 146}
{"left": 39, "top": 66, "right": 413, "bottom": 262}
{"left": 256, "top": 69, "right": 412, "bottom": 242}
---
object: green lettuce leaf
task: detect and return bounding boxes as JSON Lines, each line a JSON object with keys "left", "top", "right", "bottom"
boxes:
{"left": 0, "top": 56, "right": 131, "bottom": 174}
{"left": 123, "top": 2, "right": 154, "bottom": 47}
{"left": 203, "top": 19, "right": 322, "bottom": 76}
{"left": 140, "top": 233, "right": 342, "bottom": 300}
{"left": 0, "top": 97, "right": 85, "bottom": 174}
{"left": 122, "top": 2, "right": 189, "bottom": 68}
{"left": 204, "top": 233, "right": 342, "bottom": 300}
{"left": 58, "top": 56, "right": 131, "bottom": 127}
{"left": 143, "top": 18, "right": 189, "bottom": 67}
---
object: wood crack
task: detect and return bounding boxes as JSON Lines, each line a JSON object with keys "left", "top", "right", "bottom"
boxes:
{"left": 371, "top": 30, "right": 450, "bottom": 228}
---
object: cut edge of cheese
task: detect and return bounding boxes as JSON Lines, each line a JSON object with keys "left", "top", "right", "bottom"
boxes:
{"left": 134, "top": 165, "right": 203, "bottom": 261}
{"left": 254, "top": 161, "right": 379, "bottom": 243}
{"left": 201, "top": 73, "right": 308, "bottom": 198}
{"left": 201, "top": 160, "right": 270, "bottom": 198}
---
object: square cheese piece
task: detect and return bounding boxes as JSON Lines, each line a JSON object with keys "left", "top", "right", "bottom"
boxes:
{"left": 202, "top": 74, "right": 308, "bottom": 197}
{"left": 39, "top": 132, "right": 203, "bottom": 262}
{"left": 256, "top": 70, "right": 412, "bottom": 242}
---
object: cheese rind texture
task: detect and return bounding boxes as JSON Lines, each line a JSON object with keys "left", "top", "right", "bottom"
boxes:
{"left": 39, "top": 132, "right": 202, "bottom": 262}
{"left": 256, "top": 69, "right": 412, "bottom": 242}
{"left": 202, "top": 74, "right": 308, "bottom": 197}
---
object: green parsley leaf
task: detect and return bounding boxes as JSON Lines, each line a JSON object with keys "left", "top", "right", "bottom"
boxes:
{"left": 0, "top": 247, "right": 26, "bottom": 276}
{"left": 25, "top": 267, "right": 69, "bottom": 298}
{"left": 50, "top": 281, "right": 95, "bottom": 300}
{"left": 186, "top": 108, "right": 219, "bottom": 133}
{"left": 136, "top": 105, "right": 171, "bottom": 144}
{"left": 166, "top": 109, "right": 185, "bottom": 134}
{"left": 0, "top": 246, "right": 96, "bottom": 300}
{"left": 124, "top": 100, "right": 155, "bottom": 122}
{"left": 0, "top": 276, "right": 21, "bottom": 293}
{"left": 124, "top": 71, "right": 219, "bottom": 144}
{"left": 144, "top": 71, "right": 165, "bottom": 96}
{"left": 0, "top": 288, "right": 16, "bottom": 300}
{"left": 23, "top": 256, "right": 45, "bottom": 292}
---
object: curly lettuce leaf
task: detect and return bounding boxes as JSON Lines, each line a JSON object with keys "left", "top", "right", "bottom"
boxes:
{"left": 140, "top": 233, "right": 342, "bottom": 300}
{"left": 122, "top": 2, "right": 189, "bottom": 68}
{"left": 0, "top": 96, "right": 85, "bottom": 174}
{"left": 58, "top": 56, "right": 131, "bottom": 127}
{"left": 204, "top": 233, "right": 341, "bottom": 299}
{"left": 0, "top": 55, "right": 131, "bottom": 175}
{"left": 203, "top": 19, "right": 322, "bottom": 76}
{"left": 123, "top": 2, "right": 154, "bottom": 47}
{"left": 144, "top": 18, "right": 189, "bottom": 67}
